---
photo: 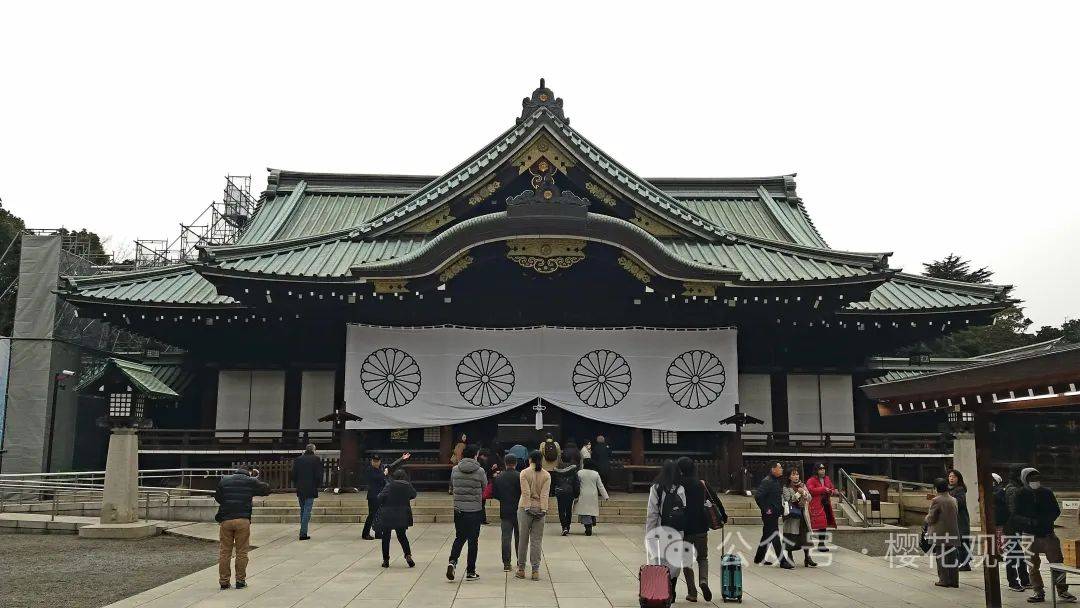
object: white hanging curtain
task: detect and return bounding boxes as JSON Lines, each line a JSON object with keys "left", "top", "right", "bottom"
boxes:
{"left": 344, "top": 325, "right": 738, "bottom": 432}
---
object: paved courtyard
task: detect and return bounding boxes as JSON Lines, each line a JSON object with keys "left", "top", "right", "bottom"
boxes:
{"left": 102, "top": 520, "right": 1059, "bottom": 608}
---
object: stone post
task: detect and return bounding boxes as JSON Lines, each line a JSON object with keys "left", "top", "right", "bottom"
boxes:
{"left": 952, "top": 431, "right": 980, "bottom": 527}
{"left": 79, "top": 427, "right": 156, "bottom": 538}
{"left": 100, "top": 428, "right": 140, "bottom": 524}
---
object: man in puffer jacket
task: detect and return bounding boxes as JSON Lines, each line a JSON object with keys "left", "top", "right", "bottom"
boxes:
{"left": 214, "top": 467, "right": 270, "bottom": 590}
{"left": 1014, "top": 468, "right": 1075, "bottom": 604}
{"left": 446, "top": 444, "right": 487, "bottom": 581}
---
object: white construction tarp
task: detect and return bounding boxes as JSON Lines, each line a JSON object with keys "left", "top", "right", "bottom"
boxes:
{"left": 344, "top": 325, "right": 738, "bottom": 431}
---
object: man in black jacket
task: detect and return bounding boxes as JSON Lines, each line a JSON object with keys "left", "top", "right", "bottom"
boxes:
{"left": 752, "top": 462, "right": 793, "bottom": 569}
{"left": 293, "top": 444, "right": 322, "bottom": 541}
{"left": 215, "top": 467, "right": 270, "bottom": 589}
{"left": 492, "top": 453, "right": 521, "bottom": 571}
{"left": 591, "top": 435, "right": 611, "bottom": 485}
{"left": 1015, "top": 468, "right": 1075, "bottom": 603}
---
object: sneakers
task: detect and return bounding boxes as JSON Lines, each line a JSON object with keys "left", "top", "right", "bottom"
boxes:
{"left": 220, "top": 583, "right": 230, "bottom": 590}
{"left": 1059, "top": 591, "right": 1078, "bottom": 603}
{"left": 465, "top": 572, "right": 480, "bottom": 581}
{"left": 362, "top": 535, "right": 376, "bottom": 541}
{"left": 504, "top": 563, "right": 512, "bottom": 572}
{"left": 1011, "top": 586, "right": 1029, "bottom": 593}
{"left": 530, "top": 570, "right": 539, "bottom": 581}
{"left": 779, "top": 561, "right": 795, "bottom": 570}
{"left": 1027, "top": 593, "right": 1045, "bottom": 603}
{"left": 701, "top": 584, "right": 712, "bottom": 602}
{"left": 446, "top": 562, "right": 456, "bottom": 581}
{"left": 561, "top": 529, "right": 569, "bottom": 536}
{"left": 515, "top": 568, "right": 526, "bottom": 579}
{"left": 235, "top": 581, "right": 246, "bottom": 589}
{"left": 299, "top": 535, "right": 310, "bottom": 541}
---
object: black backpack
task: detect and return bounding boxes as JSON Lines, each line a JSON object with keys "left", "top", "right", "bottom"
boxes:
{"left": 660, "top": 487, "right": 687, "bottom": 531}
{"left": 554, "top": 471, "right": 574, "bottom": 496}
{"left": 543, "top": 441, "right": 558, "bottom": 462}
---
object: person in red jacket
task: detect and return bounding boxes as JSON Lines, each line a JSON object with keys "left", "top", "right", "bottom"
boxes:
{"left": 805, "top": 463, "right": 838, "bottom": 552}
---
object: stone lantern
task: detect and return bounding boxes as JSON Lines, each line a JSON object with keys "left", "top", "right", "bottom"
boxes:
{"left": 75, "top": 358, "right": 178, "bottom": 538}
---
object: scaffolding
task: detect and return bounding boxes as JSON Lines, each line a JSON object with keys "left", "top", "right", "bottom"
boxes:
{"left": 134, "top": 175, "right": 258, "bottom": 268}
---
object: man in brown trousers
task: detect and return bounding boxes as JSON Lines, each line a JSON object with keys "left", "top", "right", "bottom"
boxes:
{"left": 214, "top": 467, "right": 270, "bottom": 589}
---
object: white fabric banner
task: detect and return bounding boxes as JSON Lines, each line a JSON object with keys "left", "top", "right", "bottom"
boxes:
{"left": 344, "top": 325, "right": 738, "bottom": 432}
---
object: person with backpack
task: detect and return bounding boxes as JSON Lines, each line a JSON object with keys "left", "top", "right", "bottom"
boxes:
{"left": 1003, "top": 465, "right": 1033, "bottom": 592}
{"left": 576, "top": 458, "right": 609, "bottom": 536}
{"left": 492, "top": 453, "right": 522, "bottom": 571}
{"left": 517, "top": 450, "right": 551, "bottom": 581}
{"left": 645, "top": 460, "right": 686, "bottom": 600}
{"left": 376, "top": 469, "right": 417, "bottom": 569}
{"left": 539, "top": 433, "right": 561, "bottom": 472}
{"left": 551, "top": 457, "right": 580, "bottom": 535}
{"left": 753, "top": 462, "right": 794, "bottom": 569}
{"left": 677, "top": 457, "right": 722, "bottom": 602}
{"left": 446, "top": 444, "right": 487, "bottom": 582}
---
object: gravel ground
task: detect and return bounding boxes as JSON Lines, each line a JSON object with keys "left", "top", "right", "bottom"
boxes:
{"left": 0, "top": 530, "right": 216, "bottom": 608}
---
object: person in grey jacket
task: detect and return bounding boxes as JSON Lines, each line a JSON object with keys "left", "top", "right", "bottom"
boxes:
{"left": 925, "top": 478, "right": 960, "bottom": 588}
{"left": 446, "top": 444, "right": 487, "bottom": 581}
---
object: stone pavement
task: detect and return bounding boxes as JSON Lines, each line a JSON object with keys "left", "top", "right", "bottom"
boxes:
{"left": 106, "top": 521, "right": 1065, "bottom": 608}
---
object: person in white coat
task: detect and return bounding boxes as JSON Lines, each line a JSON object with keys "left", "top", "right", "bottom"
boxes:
{"left": 575, "top": 458, "right": 609, "bottom": 535}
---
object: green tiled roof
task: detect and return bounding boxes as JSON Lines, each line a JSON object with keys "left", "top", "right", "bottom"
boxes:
{"left": 76, "top": 358, "right": 180, "bottom": 398}
{"left": 842, "top": 274, "right": 1006, "bottom": 313}
{"left": 217, "top": 236, "right": 427, "bottom": 278}
{"left": 662, "top": 239, "right": 881, "bottom": 283}
{"left": 64, "top": 266, "right": 238, "bottom": 306}
{"left": 237, "top": 184, "right": 409, "bottom": 245}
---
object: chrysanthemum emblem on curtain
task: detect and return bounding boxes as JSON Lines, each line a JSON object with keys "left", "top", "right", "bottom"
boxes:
{"left": 361, "top": 348, "right": 421, "bottom": 408}
{"left": 456, "top": 349, "right": 516, "bottom": 406}
{"left": 666, "top": 350, "right": 725, "bottom": 409}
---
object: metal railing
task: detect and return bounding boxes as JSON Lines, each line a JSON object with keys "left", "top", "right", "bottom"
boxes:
{"left": 849, "top": 472, "right": 935, "bottom": 523}
{"left": 0, "top": 468, "right": 233, "bottom": 490}
{"left": 0, "top": 480, "right": 173, "bottom": 522}
{"left": 836, "top": 468, "right": 871, "bottom": 528}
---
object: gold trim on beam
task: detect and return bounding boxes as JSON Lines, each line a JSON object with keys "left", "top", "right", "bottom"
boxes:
{"left": 513, "top": 135, "right": 575, "bottom": 175}
{"left": 682, "top": 282, "right": 716, "bottom": 297}
{"left": 466, "top": 180, "right": 500, "bottom": 207}
{"left": 506, "top": 238, "right": 585, "bottom": 274}
{"left": 631, "top": 211, "right": 681, "bottom": 237}
{"left": 372, "top": 279, "right": 408, "bottom": 294}
{"left": 585, "top": 182, "right": 616, "bottom": 208}
{"left": 438, "top": 253, "right": 474, "bottom": 283}
{"left": 617, "top": 255, "right": 651, "bottom": 284}
{"left": 401, "top": 208, "right": 455, "bottom": 234}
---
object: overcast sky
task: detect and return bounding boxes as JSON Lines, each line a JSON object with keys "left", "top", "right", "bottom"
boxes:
{"left": 1, "top": 2, "right": 1077, "bottom": 327}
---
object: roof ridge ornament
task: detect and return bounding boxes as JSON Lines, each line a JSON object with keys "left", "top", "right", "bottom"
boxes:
{"left": 519, "top": 78, "right": 567, "bottom": 124}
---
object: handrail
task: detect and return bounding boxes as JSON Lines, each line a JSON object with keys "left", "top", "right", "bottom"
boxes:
{"left": 0, "top": 480, "right": 174, "bottom": 522}
{"left": 836, "top": 468, "right": 871, "bottom": 528}
{"left": 848, "top": 473, "right": 934, "bottom": 519}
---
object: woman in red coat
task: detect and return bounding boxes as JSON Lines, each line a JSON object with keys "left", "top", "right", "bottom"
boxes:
{"left": 805, "top": 463, "right": 838, "bottom": 552}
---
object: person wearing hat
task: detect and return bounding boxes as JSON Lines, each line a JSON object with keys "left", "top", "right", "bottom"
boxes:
{"left": 805, "top": 463, "right": 838, "bottom": 552}
{"left": 1014, "top": 468, "right": 1075, "bottom": 603}
{"left": 214, "top": 466, "right": 270, "bottom": 590}
{"left": 925, "top": 477, "right": 961, "bottom": 588}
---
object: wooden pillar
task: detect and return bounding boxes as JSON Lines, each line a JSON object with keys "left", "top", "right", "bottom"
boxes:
{"left": 726, "top": 431, "right": 745, "bottom": 492}
{"left": 439, "top": 425, "right": 453, "bottom": 463}
{"left": 630, "top": 428, "right": 645, "bottom": 465}
{"left": 974, "top": 412, "right": 1002, "bottom": 608}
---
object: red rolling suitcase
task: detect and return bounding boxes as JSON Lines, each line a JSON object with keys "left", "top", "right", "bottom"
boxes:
{"left": 639, "top": 539, "right": 672, "bottom": 607}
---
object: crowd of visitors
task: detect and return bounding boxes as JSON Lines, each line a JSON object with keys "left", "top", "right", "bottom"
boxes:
{"left": 210, "top": 442, "right": 1074, "bottom": 604}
